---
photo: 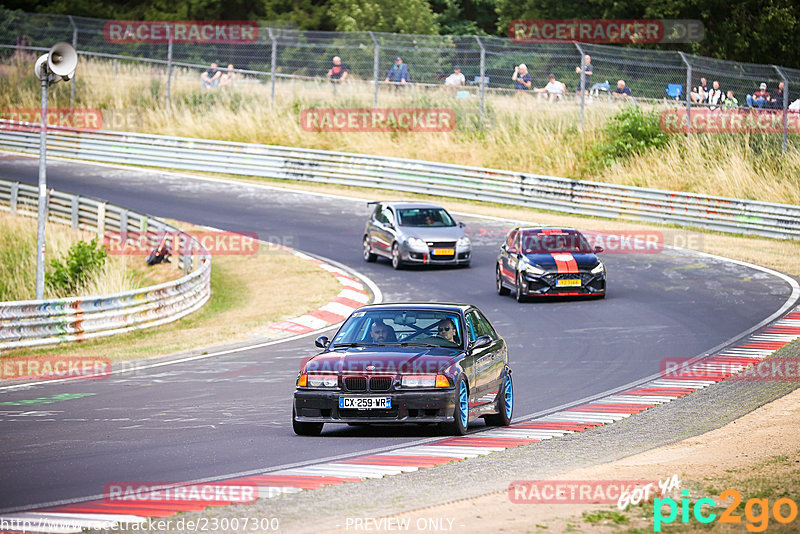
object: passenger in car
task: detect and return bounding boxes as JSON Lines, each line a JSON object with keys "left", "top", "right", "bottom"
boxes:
{"left": 369, "top": 320, "right": 397, "bottom": 343}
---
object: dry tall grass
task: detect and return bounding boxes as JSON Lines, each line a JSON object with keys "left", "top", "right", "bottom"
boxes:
{"left": 0, "top": 212, "right": 149, "bottom": 301}
{"left": 2, "top": 56, "right": 798, "bottom": 204}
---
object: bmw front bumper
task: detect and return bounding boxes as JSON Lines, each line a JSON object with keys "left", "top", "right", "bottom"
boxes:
{"left": 293, "top": 389, "right": 457, "bottom": 424}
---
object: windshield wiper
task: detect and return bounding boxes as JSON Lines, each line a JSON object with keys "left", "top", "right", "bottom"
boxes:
{"left": 332, "top": 342, "right": 372, "bottom": 348}
{"left": 398, "top": 342, "right": 440, "bottom": 348}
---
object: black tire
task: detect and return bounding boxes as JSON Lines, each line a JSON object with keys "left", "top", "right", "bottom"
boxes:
{"left": 439, "top": 375, "right": 469, "bottom": 436}
{"left": 391, "top": 243, "right": 403, "bottom": 270}
{"left": 484, "top": 372, "right": 513, "bottom": 427}
{"left": 292, "top": 407, "right": 323, "bottom": 436}
{"left": 496, "top": 265, "right": 510, "bottom": 295}
{"left": 515, "top": 273, "right": 528, "bottom": 303}
{"left": 363, "top": 236, "right": 377, "bottom": 262}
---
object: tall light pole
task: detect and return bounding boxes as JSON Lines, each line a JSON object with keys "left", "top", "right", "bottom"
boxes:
{"left": 33, "top": 42, "right": 77, "bottom": 299}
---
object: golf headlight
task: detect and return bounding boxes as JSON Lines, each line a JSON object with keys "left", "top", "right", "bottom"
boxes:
{"left": 591, "top": 262, "right": 605, "bottom": 274}
{"left": 407, "top": 237, "right": 427, "bottom": 250}
{"left": 306, "top": 374, "right": 338, "bottom": 388}
{"left": 456, "top": 236, "right": 471, "bottom": 248}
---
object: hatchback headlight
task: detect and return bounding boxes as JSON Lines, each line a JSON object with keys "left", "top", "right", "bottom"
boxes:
{"left": 306, "top": 374, "right": 338, "bottom": 388}
{"left": 456, "top": 236, "right": 471, "bottom": 248}
{"left": 591, "top": 262, "right": 605, "bottom": 274}
{"left": 407, "top": 237, "right": 427, "bottom": 250}
{"left": 522, "top": 264, "right": 546, "bottom": 276}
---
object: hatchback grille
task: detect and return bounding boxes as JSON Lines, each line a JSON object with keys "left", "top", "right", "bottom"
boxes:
{"left": 344, "top": 376, "right": 367, "bottom": 391}
{"left": 426, "top": 241, "right": 456, "bottom": 248}
{"left": 369, "top": 377, "right": 393, "bottom": 391}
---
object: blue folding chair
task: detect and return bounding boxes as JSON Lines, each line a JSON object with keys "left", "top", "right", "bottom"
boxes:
{"left": 665, "top": 84, "right": 682, "bottom": 100}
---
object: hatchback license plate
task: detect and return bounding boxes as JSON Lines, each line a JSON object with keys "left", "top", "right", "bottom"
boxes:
{"left": 432, "top": 248, "right": 455, "bottom": 255}
{"left": 556, "top": 279, "right": 582, "bottom": 287}
{"left": 339, "top": 396, "right": 391, "bottom": 410}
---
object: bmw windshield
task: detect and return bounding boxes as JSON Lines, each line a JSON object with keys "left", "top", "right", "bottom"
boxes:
{"left": 332, "top": 309, "right": 464, "bottom": 349}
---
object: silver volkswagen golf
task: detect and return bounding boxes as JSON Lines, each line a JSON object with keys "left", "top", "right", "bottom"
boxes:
{"left": 362, "top": 202, "right": 471, "bottom": 269}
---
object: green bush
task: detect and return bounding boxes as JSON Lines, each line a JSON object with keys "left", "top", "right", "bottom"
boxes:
{"left": 586, "top": 105, "right": 669, "bottom": 170}
{"left": 46, "top": 238, "right": 107, "bottom": 294}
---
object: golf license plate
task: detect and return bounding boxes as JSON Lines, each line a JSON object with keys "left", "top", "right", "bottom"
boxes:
{"left": 339, "top": 396, "right": 391, "bottom": 410}
{"left": 556, "top": 279, "right": 582, "bottom": 287}
{"left": 432, "top": 248, "right": 455, "bottom": 256}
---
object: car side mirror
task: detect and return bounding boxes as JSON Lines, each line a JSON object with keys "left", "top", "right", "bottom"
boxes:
{"left": 315, "top": 336, "right": 330, "bottom": 348}
{"left": 386, "top": 222, "right": 394, "bottom": 230}
{"left": 469, "top": 335, "right": 492, "bottom": 352}
{"left": 458, "top": 221, "right": 466, "bottom": 228}
{"left": 594, "top": 246, "right": 604, "bottom": 253}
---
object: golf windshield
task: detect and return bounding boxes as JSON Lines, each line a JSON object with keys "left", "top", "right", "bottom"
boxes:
{"left": 333, "top": 310, "right": 464, "bottom": 348}
{"left": 397, "top": 208, "right": 456, "bottom": 227}
{"left": 521, "top": 231, "right": 593, "bottom": 254}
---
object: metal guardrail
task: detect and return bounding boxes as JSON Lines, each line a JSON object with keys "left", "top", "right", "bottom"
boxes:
{"left": 0, "top": 121, "right": 798, "bottom": 239}
{"left": 0, "top": 177, "right": 211, "bottom": 350}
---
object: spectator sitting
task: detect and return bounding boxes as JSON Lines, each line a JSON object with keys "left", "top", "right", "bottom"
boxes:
{"left": 746, "top": 83, "right": 770, "bottom": 109}
{"left": 534, "top": 73, "right": 565, "bottom": 102}
{"left": 722, "top": 90, "right": 738, "bottom": 110}
{"left": 770, "top": 81, "right": 785, "bottom": 109}
{"left": 219, "top": 64, "right": 235, "bottom": 89}
{"left": 707, "top": 80, "right": 723, "bottom": 110}
{"left": 690, "top": 77, "right": 709, "bottom": 103}
{"left": 574, "top": 54, "right": 593, "bottom": 95}
{"left": 612, "top": 79, "right": 632, "bottom": 100}
{"left": 328, "top": 56, "right": 349, "bottom": 82}
{"left": 385, "top": 57, "right": 409, "bottom": 85}
{"left": 201, "top": 63, "right": 222, "bottom": 89}
{"left": 512, "top": 63, "right": 532, "bottom": 91}
{"left": 444, "top": 65, "right": 465, "bottom": 95}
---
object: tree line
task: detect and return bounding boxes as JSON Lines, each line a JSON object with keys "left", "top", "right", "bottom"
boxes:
{"left": 5, "top": 0, "right": 799, "bottom": 68}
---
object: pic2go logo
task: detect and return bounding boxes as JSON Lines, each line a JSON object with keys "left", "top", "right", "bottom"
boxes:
{"left": 654, "top": 489, "right": 799, "bottom": 532}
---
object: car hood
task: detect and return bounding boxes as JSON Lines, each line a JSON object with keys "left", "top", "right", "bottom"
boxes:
{"left": 304, "top": 346, "right": 460, "bottom": 375}
{"left": 523, "top": 252, "right": 600, "bottom": 271}
{"left": 399, "top": 226, "right": 466, "bottom": 241}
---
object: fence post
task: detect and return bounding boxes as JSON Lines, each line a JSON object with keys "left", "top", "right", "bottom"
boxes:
{"left": 574, "top": 43, "right": 586, "bottom": 130}
{"left": 68, "top": 15, "right": 77, "bottom": 109}
{"left": 165, "top": 23, "right": 173, "bottom": 108}
{"left": 678, "top": 52, "right": 692, "bottom": 136}
{"left": 71, "top": 196, "right": 78, "bottom": 229}
{"left": 369, "top": 31, "right": 379, "bottom": 108}
{"left": 773, "top": 65, "right": 789, "bottom": 153}
{"left": 268, "top": 28, "right": 277, "bottom": 104}
{"left": 10, "top": 182, "right": 18, "bottom": 215}
{"left": 474, "top": 36, "right": 486, "bottom": 125}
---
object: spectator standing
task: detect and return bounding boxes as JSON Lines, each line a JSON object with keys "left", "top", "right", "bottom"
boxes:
{"left": 746, "top": 83, "right": 770, "bottom": 109}
{"left": 328, "top": 56, "right": 349, "bottom": 82}
{"left": 707, "top": 80, "right": 723, "bottom": 110}
{"left": 385, "top": 57, "right": 409, "bottom": 85}
{"left": 722, "top": 90, "right": 738, "bottom": 110}
{"left": 575, "top": 54, "right": 593, "bottom": 95}
{"left": 201, "top": 63, "right": 222, "bottom": 89}
{"left": 612, "top": 79, "right": 632, "bottom": 100}
{"left": 534, "top": 73, "right": 565, "bottom": 102}
{"left": 219, "top": 64, "right": 235, "bottom": 89}
{"left": 512, "top": 64, "right": 532, "bottom": 91}
{"left": 444, "top": 65, "right": 465, "bottom": 95}
{"left": 690, "top": 77, "right": 710, "bottom": 103}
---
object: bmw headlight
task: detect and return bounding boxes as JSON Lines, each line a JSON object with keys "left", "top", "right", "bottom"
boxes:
{"left": 407, "top": 237, "right": 427, "bottom": 250}
{"left": 306, "top": 374, "right": 339, "bottom": 388}
{"left": 456, "top": 236, "right": 471, "bottom": 248}
{"left": 591, "top": 262, "right": 605, "bottom": 274}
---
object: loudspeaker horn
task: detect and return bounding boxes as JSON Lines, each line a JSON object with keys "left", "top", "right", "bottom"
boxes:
{"left": 47, "top": 42, "right": 77, "bottom": 81}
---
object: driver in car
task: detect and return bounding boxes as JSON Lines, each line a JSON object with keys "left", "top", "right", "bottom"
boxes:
{"left": 435, "top": 318, "right": 458, "bottom": 344}
{"left": 369, "top": 320, "right": 396, "bottom": 343}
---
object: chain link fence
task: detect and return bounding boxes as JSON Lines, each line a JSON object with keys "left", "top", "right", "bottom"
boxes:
{"left": 1, "top": 8, "right": 798, "bottom": 149}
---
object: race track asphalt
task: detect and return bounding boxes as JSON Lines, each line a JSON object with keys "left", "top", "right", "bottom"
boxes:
{"left": 0, "top": 153, "right": 792, "bottom": 511}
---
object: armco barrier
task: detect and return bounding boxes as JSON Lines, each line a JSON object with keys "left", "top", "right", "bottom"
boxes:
{"left": 0, "top": 178, "right": 211, "bottom": 350}
{"left": 1, "top": 121, "right": 798, "bottom": 239}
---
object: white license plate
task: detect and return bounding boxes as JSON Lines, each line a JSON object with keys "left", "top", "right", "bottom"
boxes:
{"left": 556, "top": 279, "right": 582, "bottom": 287}
{"left": 339, "top": 396, "right": 391, "bottom": 410}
